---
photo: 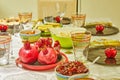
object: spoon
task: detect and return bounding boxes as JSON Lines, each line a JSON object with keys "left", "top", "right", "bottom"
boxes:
{"left": 92, "top": 56, "right": 101, "bottom": 64}
{"left": 31, "top": 21, "right": 41, "bottom": 33}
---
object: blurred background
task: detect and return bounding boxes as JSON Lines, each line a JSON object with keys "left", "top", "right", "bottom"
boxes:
{"left": 0, "top": 0, "right": 120, "bottom": 27}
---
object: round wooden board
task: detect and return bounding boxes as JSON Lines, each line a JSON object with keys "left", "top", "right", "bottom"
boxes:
{"left": 83, "top": 26, "right": 119, "bottom": 36}
{"left": 87, "top": 46, "right": 120, "bottom": 66}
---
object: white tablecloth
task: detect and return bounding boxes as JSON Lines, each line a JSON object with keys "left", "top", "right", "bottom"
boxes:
{"left": 0, "top": 29, "right": 120, "bottom": 80}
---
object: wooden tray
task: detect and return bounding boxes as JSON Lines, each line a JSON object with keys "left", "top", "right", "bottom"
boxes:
{"left": 83, "top": 26, "right": 119, "bottom": 36}
{"left": 16, "top": 52, "right": 68, "bottom": 71}
{"left": 87, "top": 46, "right": 120, "bottom": 66}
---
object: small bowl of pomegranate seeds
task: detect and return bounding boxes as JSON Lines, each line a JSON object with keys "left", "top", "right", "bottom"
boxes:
{"left": 55, "top": 61, "right": 89, "bottom": 80}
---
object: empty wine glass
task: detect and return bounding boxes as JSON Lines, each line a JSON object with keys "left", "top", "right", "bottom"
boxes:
{"left": 55, "top": 2, "right": 67, "bottom": 18}
{"left": 42, "top": 7, "right": 54, "bottom": 23}
{"left": 13, "top": 24, "right": 23, "bottom": 37}
{"left": 10, "top": 24, "right": 23, "bottom": 59}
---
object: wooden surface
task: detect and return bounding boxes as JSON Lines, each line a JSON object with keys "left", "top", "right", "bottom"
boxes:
{"left": 84, "top": 26, "right": 119, "bottom": 36}
{"left": 87, "top": 46, "right": 120, "bottom": 66}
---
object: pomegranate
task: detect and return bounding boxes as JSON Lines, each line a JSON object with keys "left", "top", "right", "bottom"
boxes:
{"left": 53, "top": 40, "right": 61, "bottom": 54}
{"left": 104, "top": 47, "right": 117, "bottom": 58}
{"left": 55, "top": 16, "right": 60, "bottom": 23}
{"left": 38, "top": 47, "right": 58, "bottom": 65}
{"left": 96, "top": 24, "right": 104, "bottom": 32}
{"left": 0, "top": 24, "right": 8, "bottom": 32}
{"left": 19, "top": 41, "right": 39, "bottom": 64}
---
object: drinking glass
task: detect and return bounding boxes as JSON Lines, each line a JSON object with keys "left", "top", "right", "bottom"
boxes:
{"left": 18, "top": 12, "right": 32, "bottom": 24}
{"left": 10, "top": 24, "right": 23, "bottom": 59}
{"left": 42, "top": 7, "right": 54, "bottom": 23}
{"left": 0, "top": 34, "right": 11, "bottom": 65}
{"left": 18, "top": 12, "right": 32, "bottom": 30}
{"left": 13, "top": 24, "right": 23, "bottom": 37}
{"left": 70, "top": 30, "right": 91, "bottom": 62}
{"left": 71, "top": 14, "right": 86, "bottom": 27}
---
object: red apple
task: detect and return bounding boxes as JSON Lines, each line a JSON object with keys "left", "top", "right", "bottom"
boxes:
{"left": 104, "top": 47, "right": 117, "bottom": 58}
{"left": 96, "top": 24, "right": 104, "bottom": 32}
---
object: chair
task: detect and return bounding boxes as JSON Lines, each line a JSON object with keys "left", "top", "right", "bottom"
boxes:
{"left": 37, "top": 0, "right": 77, "bottom": 19}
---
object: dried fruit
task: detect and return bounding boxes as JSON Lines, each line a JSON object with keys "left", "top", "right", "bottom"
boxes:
{"left": 56, "top": 61, "right": 89, "bottom": 76}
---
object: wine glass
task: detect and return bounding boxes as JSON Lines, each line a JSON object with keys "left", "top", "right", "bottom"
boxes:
{"left": 42, "top": 7, "right": 54, "bottom": 23}
{"left": 18, "top": 12, "right": 32, "bottom": 30}
{"left": 55, "top": 2, "right": 67, "bottom": 18}
{"left": 10, "top": 23, "right": 23, "bottom": 59}
{"left": 70, "top": 30, "right": 91, "bottom": 63}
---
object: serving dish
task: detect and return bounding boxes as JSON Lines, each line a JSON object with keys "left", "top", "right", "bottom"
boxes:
{"left": 16, "top": 52, "right": 68, "bottom": 71}
{"left": 61, "top": 17, "right": 71, "bottom": 25}
{"left": 19, "top": 29, "right": 41, "bottom": 43}
{"left": 87, "top": 46, "right": 120, "bottom": 66}
{"left": 50, "top": 27, "right": 86, "bottom": 48}
{"left": 55, "top": 61, "right": 89, "bottom": 80}
{"left": 37, "top": 22, "right": 62, "bottom": 37}
{"left": 83, "top": 25, "right": 119, "bottom": 36}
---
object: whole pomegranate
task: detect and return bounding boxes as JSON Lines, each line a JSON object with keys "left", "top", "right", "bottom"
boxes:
{"left": 96, "top": 24, "right": 104, "bottom": 32}
{"left": 19, "top": 41, "right": 39, "bottom": 64}
{"left": 38, "top": 47, "right": 58, "bottom": 65}
{"left": 0, "top": 24, "right": 8, "bottom": 32}
{"left": 104, "top": 47, "right": 117, "bottom": 58}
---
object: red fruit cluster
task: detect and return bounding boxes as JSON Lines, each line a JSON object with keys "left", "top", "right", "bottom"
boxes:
{"left": 35, "top": 37, "right": 61, "bottom": 53}
{"left": 0, "top": 24, "right": 8, "bottom": 32}
{"left": 96, "top": 24, "right": 104, "bottom": 32}
{"left": 19, "top": 38, "right": 61, "bottom": 65}
{"left": 105, "top": 47, "right": 117, "bottom": 58}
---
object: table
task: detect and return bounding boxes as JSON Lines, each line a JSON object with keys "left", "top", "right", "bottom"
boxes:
{"left": 0, "top": 28, "right": 120, "bottom": 80}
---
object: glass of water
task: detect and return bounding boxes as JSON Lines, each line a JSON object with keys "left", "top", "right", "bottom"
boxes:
{"left": 70, "top": 30, "right": 91, "bottom": 63}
